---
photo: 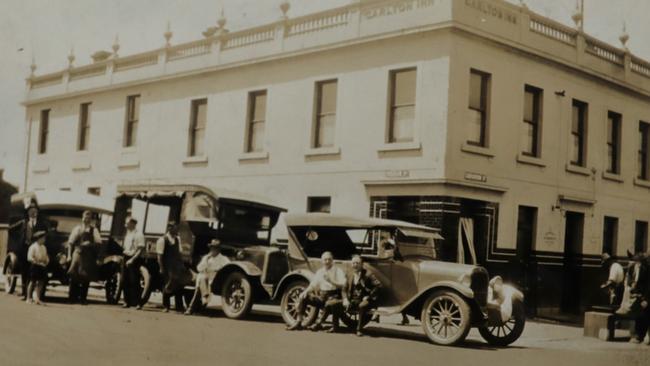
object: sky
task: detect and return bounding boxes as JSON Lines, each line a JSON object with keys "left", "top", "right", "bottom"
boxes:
{"left": 1, "top": 0, "right": 648, "bottom": 189}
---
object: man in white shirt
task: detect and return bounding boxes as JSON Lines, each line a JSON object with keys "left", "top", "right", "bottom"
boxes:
{"left": 600, "top": 253, "right": 625, "bottom": 306}
{"left": 66, "top": 210, "right": 102, "bottom": 304}
{"left": 185, "top": 239, "right": 230, "bottom": 315}
{"left": 121, "top": 217, "right": 146, "bottom": 309}
{"left": 287, "top": 251, "right": 347, "bottom": 332}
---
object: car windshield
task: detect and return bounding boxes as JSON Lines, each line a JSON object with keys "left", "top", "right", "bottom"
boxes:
{"left": 290, "top": 226, "right": 395, "bottom": 260}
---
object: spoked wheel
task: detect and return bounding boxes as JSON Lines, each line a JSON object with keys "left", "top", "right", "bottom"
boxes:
{"left": 3, "top": 254, "right": 18, "bottom": 294}
{"left": 220, "top": 272, "right": 253, "bottom": 319}
{"left": 104, "top": 269, "right": 122, "bottom": 304}
{"left": 280, "top": 280, "right": 318, "bottom": 327}
{"left": 479, "top": 300, "right": 526, "bottom": 347}
{"left": 421, "top": 290, "right": 471, "bottom": 346}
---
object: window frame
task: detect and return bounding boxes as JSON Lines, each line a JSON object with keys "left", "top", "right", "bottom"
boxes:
{"left": 467, "top": 69, "right": 491, "bottom": 147}
{"left": 123, "top": 95, "right": 141, "bottom": 148}
{"left": 38, "top": 109, "right": 50, "bottom": 155}
{"left": 522, "top": 85, "right": 543, "bottom": 157}
{"left": 570, "top": 99, "right": 588, "bottom": 167}
{"left": 77, "top": 102, "right": 92, "bottom": 151}
{"left": 245, "top": 90, "right": 267, "bottom": 153}
{"left": 307, "top": 196, "right": 332, "bottom": 214}
{"left": 638, "top": 121, "right": 650, "bottom": 180}
{"left": 606, "top": 111, "right": 622, "bottom": 175}
{"left": 188, "top": 98, "right": 208, "bottom": 157}
{"left": 602, "top": 216, "right": 618, "bottom": 256}
{"left": 312, "top": 79, "right": 338, "bottom": 148}
{"left": 634, "top": 220, "right": 648, "bottom": 254}
{"left": 387, "top": 67, "right": 417, "bottom": 144}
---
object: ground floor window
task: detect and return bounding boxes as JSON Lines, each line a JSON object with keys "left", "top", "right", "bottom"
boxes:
{"left": 307, "top": 196, "right": 331, "bottom": 213}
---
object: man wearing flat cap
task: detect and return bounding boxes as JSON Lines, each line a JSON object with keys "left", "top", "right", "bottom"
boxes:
{"left": 67, "top": 210, "right": 102, "bottom": 304}
{"left": 156, "top": 221, "right": 191, "bottom": 312}
{"left": 185, "top": 238, "right": 230, "bottom": 315}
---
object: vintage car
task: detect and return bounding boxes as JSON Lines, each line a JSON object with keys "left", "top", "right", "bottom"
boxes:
{"left": 3, "top": 190, "right": 123, "bottom": 303}
{"left": 275, "top": 213, "right": 526, "bottom": 346}
{"left": 108, "top": 184, "right": 287, "bottom": 316}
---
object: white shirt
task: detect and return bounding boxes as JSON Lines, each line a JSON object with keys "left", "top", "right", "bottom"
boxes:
{"left": 122, "top": 229, "right": 145, "bottom": 257}
{"left": 608, "top": 262, "right": 625, "bottom": 284}
{"left": 28, "top": 242, "right": 49, "bottom": 267}
{"left": 307, "top": 266, "right": 346, "bottom": 292}
{"left": 197, "top": 253, "right": 230, "bottom": 282}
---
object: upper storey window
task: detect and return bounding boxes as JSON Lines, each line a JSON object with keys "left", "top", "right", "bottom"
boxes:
{"left": 388, "top": 68, "right": 416, "bottom": 143}
{"left": 467, "top": 69, "right": 490, "bottom": 147}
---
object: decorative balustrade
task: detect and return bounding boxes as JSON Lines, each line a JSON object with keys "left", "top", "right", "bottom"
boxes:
{"left": 287, "top": 9, "right": 349, "bottom": 36}
{"left": 167, "top": 38, "right": 211, "bottom": 61}
{"left": 585, "top": 36, "right": 625, "bottom": 66}
{"left": 68, "top": 63, "right": 107, "bottom": 81}
{"left": 631, "top": 56, "right": 650, "bottom": 77}
{"left": 114, "top": 51, "right": 159, "bottom": 72}
{"left": 529, "top": 15, "right": 576, "bottom": 46}
{"left": 30, "top": 72, "right": 64, "bottom": 89}
{"left": 222, "top": 26, "right": 275, "bottom": 50}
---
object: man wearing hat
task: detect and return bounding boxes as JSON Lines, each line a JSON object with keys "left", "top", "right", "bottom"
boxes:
{"left": 156, "top": 221, "right": 191, "bottom": 312}
{"left": 185, "top": 238, "right": 231, "bottom": 315}
{"left": 10, "top": 201, "right": 49, "bottom": 300}
{"left": 26, "top": 230, "right": 49, "bottom": 304}
{"left": 121, "top": 217, "right": 146, "bottom": 309}
{"left": 66, "top": 210, "right": 102, "bottom": 304}
{"left": 600, "top": 252, "right": 625, "bottom": 306}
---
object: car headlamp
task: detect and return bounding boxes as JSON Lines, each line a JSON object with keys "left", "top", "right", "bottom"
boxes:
{"left": 236, "top": 250, "right": 246, "bottom": 261}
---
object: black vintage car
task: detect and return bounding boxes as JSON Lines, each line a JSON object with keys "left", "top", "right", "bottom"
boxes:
{"left": 3, "top": 190, "right": 123, "bottom": 303}
{"left": 108, "top": 184, "right": 287, "bottom": 315}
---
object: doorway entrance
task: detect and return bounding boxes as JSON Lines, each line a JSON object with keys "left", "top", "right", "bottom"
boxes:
{"left": 516, "top": 206, "right": 537, "bottom": 317}
{"left": 561, "top": 211, "right": 584, "bottom": 315}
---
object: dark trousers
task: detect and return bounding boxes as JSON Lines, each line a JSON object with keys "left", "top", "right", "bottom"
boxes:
{"left": 297, "top": 291, "right": 342, "bottom": 326}
{"left": 162, "top": 292, "right": 184, "bottom": 311}
{"left": 69, "top": 279, "right": 89, "bottom": 303}
{"left": 349, "top": 298, "right": 373, "bottom": 331}
{"left": 122, "top": 256, "right": 141, "bottom": 307}
{"left": 633, "top": 305, "right": 650, "bottom": 341}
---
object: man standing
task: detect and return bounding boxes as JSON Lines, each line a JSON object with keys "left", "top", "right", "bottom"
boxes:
{"left": 121, "top": 217, "right": 145, "bottom": 309}
{"left": 287, "top": 251, "right": 346, "bottom": 332}
{"left": 156, "top": 221, "right": 191, "bottom": 313}
{"left": 185, "top": 239, "right": 230, "bottom": 315}
{"left": 15, "top": 202, "right": 49, "bottom": 300}
{"left": 66, "top": 210, "right": 102, "bottom": 304}
{"left": 600, "top": 253, "right": 625, "bottom": 306}
{"left": 343, "top": 255, "right": 382, "bottom": 336}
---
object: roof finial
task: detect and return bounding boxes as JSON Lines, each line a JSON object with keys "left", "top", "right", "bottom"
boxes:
{"left": 217, "top": 8, "right": 227, "bottom": 29}
{"left": 30, "top": 55, "right": 37, "bottom": 76}
{"left": 164, "top": 21, "right": 173, "bottom": 46}
{"left": 619, "top": 21, "right": 629, "bottom": 51}
{"left": 518, "top": 0, "right": 528, "bottom": 10}
{"left": 280, "top": 1, "right": 290, "bottom": 19}
{"left": 571, "top": 0, "right": 584, "bottom": 32}
{"left": 67, "top": 47, "right": 75, "bottom": 68}
{"left": 112, "top": 34, "right": 120, "bottom": 56}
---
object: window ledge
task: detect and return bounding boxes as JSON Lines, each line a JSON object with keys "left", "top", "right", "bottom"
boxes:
{"left": 377, "top": 141, "right": 421, "bottom": 153}
{"left": 182, "top": 156, "right": 208, "bottom": 166}
{"left": 602, "top": 171, "right": 624, "bottom": 183}
{"left": 516, "top": 153, "right": 545, "bottom": 167}
{"left": 461, "top": 142, "right": 494, "bottom": 158}
{"left": 239, "top": 151, "right": 269, "bottom": 162}
{"left": 565, "top": 163, "right": 591, "bottom": 176}
{"left": 121, "top": 146, "right": 137, "bottom": 154}
{"left": 634, "top": 177, "right": 650, "bottom": 189}
{"left": 118, "top": 153, "right": 140, "bottom": 170}
{"left": 72, "top": 155, "right": 92, "bottom": 172}
{"left": 305, "top": 146, "right": 341, "bottom": 157}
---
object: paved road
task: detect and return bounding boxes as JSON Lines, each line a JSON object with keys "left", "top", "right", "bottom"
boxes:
{"left": 0, "top": 287, "right": 649, "bottom": 366}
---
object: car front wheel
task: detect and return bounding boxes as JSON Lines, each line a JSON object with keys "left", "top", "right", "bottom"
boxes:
{"left": 478, "top": 300, "right": 526, "bottom": 347}
{"left": 421, "top": 290, "right": 471, "bottom": 346}
{"left": 280, "top": 280, "right": 318, "bottom": 327}
{"left": 3, "top": 254, "right": 18, "bottom": 294}
{"left": 221, "top": 271, "right": 253, "bottom": 319}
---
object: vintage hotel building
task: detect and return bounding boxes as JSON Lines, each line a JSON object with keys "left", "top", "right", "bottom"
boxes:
{"left": 21, "top": 0, "right": 650, "bottom": 320}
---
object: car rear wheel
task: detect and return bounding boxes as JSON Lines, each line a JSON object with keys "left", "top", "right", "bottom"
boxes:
{"left": 478, "top": 300, "right": 526, "bottom": 347}
{"left": 104, "top": 268, "right": 122, "bottom": 304}
{"left": 280, "top": 280, "right": 318, "bottom": 327}
{"left": 221, "top": 271, "right": 253, "bottom": 319}
{"left": 3, "top": 254, "right": 18, "bottom": 294}
{"left": 421, "top": 290, "right": 471, "bottom": 346}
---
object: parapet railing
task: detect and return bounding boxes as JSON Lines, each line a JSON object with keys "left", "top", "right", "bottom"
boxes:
{"left": 529, "top": 14, "right": 577, "bottom": 46}
{"left": 25, "top": 0, "right": 650, "bottom": 93}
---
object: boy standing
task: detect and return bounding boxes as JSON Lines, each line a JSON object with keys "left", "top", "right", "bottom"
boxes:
{"left": 26, "top": 230, "right": 49, "bottom": 305}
